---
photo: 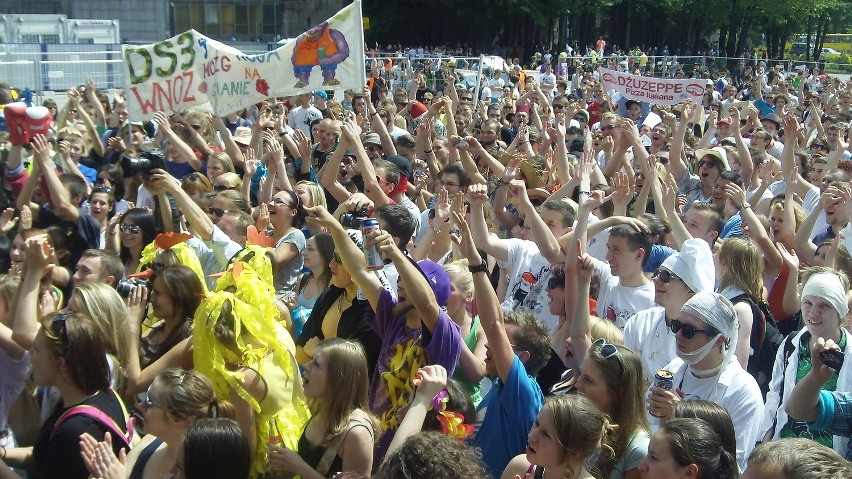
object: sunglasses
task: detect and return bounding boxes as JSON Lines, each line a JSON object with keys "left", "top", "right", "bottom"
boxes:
{"left": 52, "top": 312, "right": 70, "bottom": 350}
{"left": 142, "top": 384, "right": 164, "bottom": 410}
{"left": 213, "top": 184, "right": 235, "bottom": 192}
{"left": 812, "top": 144, "right": 828, "bottom": 149}
{"left": 652, "top": 269, "right": 680, "bottom": 284}
{"left": 670, "top": 319, "right": 715, "bottom": 339}
{"left": 208, "top": 206, "right": 226, "bottom": 218}
{"left": 91, "top": 186, "right": 112, "bottom": 195}
{"left": 573, "top": 116, "right": 588, "bottom": 122}
{"left": 120, "top": 223, "right": 142, "bottom": 234}
{"left": 189, "top": 124, "right": 203, "bottom": 131}
{"left": 696, "top": 159, "right": 718, "bottom": 168}
{"left": 552, "top": 104, "right": 567, "bottom": 109}
{"left": 592, "top": 338, "right": 624, "bottom": 373}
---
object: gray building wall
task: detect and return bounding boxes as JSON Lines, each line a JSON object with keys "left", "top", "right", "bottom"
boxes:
{"left": 2, "top": 0, "right": 349, "bottom": 43}
{"left": 279, "top": 0, "right": 348, "bottom": 39}
{"left": 70, "top": 0, "right": 169, "bottom": 42}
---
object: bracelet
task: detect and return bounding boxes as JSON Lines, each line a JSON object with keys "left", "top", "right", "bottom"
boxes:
{"left": 579, "top": 190, "right": 591, "bottom": 196}
{"left": 468, "top": 260, "right": 488, "bottom": 274}
{"left": 424, "top": 149, "right": 434, "bottom": 154}
{"left": 740, "top": 203, "right": 751, "bottom": 211}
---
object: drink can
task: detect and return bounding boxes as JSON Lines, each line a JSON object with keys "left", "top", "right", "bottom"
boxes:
{"left": 361, "top": 219, "right": 383, "bottom": 271}
{"left": 654, "top": 369, "right": 673, "bottom": 391}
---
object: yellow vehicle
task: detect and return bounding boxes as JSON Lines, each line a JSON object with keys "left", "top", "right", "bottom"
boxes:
{"left": 786, "top": 34, "right": 852, "bottom": 54}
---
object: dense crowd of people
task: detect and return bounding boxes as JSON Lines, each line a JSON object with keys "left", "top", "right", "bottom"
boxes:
{"left": 0, "top": 52, "right": 851, "bottom": 479}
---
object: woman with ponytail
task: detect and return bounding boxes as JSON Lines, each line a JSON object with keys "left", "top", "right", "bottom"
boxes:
{"left": 80, "top": 368, "right": 232, "bottom": 479}
{"left": 502, "top": 394, "right": 617, "bottom": 479}
{"left": 638, "top": 418, "right": 738, "bottom": 479}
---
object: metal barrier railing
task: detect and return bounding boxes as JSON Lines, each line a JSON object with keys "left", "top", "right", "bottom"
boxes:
{"left": 2, "top": 45, "right": 849, "bottom": 107}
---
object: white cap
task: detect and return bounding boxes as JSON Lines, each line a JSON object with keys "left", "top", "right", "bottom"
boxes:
{"left": 660, "top": 239, "right": 715, "bottom": 293}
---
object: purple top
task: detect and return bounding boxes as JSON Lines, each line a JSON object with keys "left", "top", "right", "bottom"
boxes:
{"left": 368, "top": 288, "right": 462, "bottom": 462}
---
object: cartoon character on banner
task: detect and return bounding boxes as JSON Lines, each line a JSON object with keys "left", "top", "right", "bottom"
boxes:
{"left": 291, "top": 21, "right": 350, "bottom": 88}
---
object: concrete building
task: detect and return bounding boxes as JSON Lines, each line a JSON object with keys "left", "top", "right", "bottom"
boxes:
{"left": 3, "top": 0, "right": 346, "bottom": 44}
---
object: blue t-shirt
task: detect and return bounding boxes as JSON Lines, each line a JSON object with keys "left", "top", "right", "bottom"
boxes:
{"left": 78, "top": 164, "right": 97, "bottom": 184}
{"left": 471, "top": 356, "right": 544, "bottom": 479}
{"left": 643, "top": 244, "right": 676, "bottom": 273}
{"left": 810, "top": 390, "right": 852, "bottom": 459}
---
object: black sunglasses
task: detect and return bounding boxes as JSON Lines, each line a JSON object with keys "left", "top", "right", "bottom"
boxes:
{"left": 652, "top": 269, "right": 680, "bottom": 284}
{"left": 53, "top": 312, "right": 70, "bottom": 349}
{"left": 208, "top": 206, "right": 226, "bottom": 218}
{"left": 92, "top": 185, "right": 112, "bottom": 195}
{"left": 213, "top": 184, "right": 235, "bottom": 192}
{"left": 670, "top": 319, "right": 714, "bottom": 339}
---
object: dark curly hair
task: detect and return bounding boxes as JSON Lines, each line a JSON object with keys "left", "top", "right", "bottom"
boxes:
{"left": 375, "top": 431, "right": 487, "bottom": 479}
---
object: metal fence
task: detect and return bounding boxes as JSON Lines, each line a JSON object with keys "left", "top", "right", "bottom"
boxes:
{"left": 2, "top": 44, "right": 850, "bottom": 107}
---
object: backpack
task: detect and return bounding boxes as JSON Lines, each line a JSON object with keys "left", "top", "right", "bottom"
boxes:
{"left": 731, "top": 293, "right": 784, "bottom": 399}
{"left": 50, "top": 389, "right": 136, "bottom": 449}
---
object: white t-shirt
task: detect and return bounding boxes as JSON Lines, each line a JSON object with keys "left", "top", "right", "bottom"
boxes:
{"left": 287, "top": 105, "right": 323, "bottom": 138}
{"left": 497, "top": 238, "right": 560, "bottom": 333}
{"left": 622, "top": 307, "right": 677, "bottom": 386}
{"left": 591, "top": 257, "right": 656, "bottom": 329}
{"left": 648, "top": 357, "right": 764, "bottom": 472}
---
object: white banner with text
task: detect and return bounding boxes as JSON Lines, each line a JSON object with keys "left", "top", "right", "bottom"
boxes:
{"left": 122, "top": 1, "right": 365, "bottom": 119}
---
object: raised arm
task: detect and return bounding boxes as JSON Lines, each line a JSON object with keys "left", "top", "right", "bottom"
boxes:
{"left": 31, "top": 135, "right": 79, "bottom": 223}
{"left": 305, "top": 206, "right": 384, "bottom": 309}
{"left": 724, "top": 182, "right": 782, "bottom": 275}
{"left": 466, "top": 182, "right": 510, "bottom": 262}
{"left": 373, "top": 228, "right": 441, "bottom": 331}
{"left": 786, "top": 336, "right": 840, "bottom": 422}
{"left": 509, "top": 180, "right": 565, "bottom": 263}
{"left": 154, "top": 113, "right": 203, "bottom": 172}
{"left": 669, "top": 102, "right": 697, "bottom": 183}
{"left": 212, "top": 115, "right": 245, "bottom": 171}
{"left": 455, "top": 210, "right": 514, "bottom": 383}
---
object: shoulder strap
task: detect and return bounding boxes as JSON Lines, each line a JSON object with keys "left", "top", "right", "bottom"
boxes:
{"left": 51, "top": 390, "right": 134, "bottom": 448}
{"left": 52, "top": 405, "right": 130, "bottom": 447}
{"left": 777, "top": 334, "right": 797, "bottom": 407}
{"left": 316, "top": 416, "right": 373, "bottom": 477}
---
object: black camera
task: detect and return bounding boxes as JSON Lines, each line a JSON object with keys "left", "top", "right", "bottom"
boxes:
{"left": 340, "top": 206, "right": 370, "bottom": 228}
{"left": 115, "top": 277, "right": 151, "bottom": 298}
{"left": 820, "top": 349, "right": 844, "bottom": 370}
{"left": 120, "top": 149, "right": 166, "bottom": 178}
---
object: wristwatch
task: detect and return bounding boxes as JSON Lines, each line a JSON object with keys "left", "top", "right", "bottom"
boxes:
{"left": 468, "top": 260, "right": 488, "bottom": 274}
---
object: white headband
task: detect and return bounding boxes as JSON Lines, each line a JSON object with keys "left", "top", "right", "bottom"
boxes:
{"left": 802, "top": 273, "right": 849, "bottom": 318}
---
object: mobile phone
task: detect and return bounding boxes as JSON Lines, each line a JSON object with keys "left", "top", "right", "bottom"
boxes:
{"left": 456, "top": 139, "right": 469, "bottom": 148}
{"left": 821, "top": 349, "right": 844, "bottom": 370}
